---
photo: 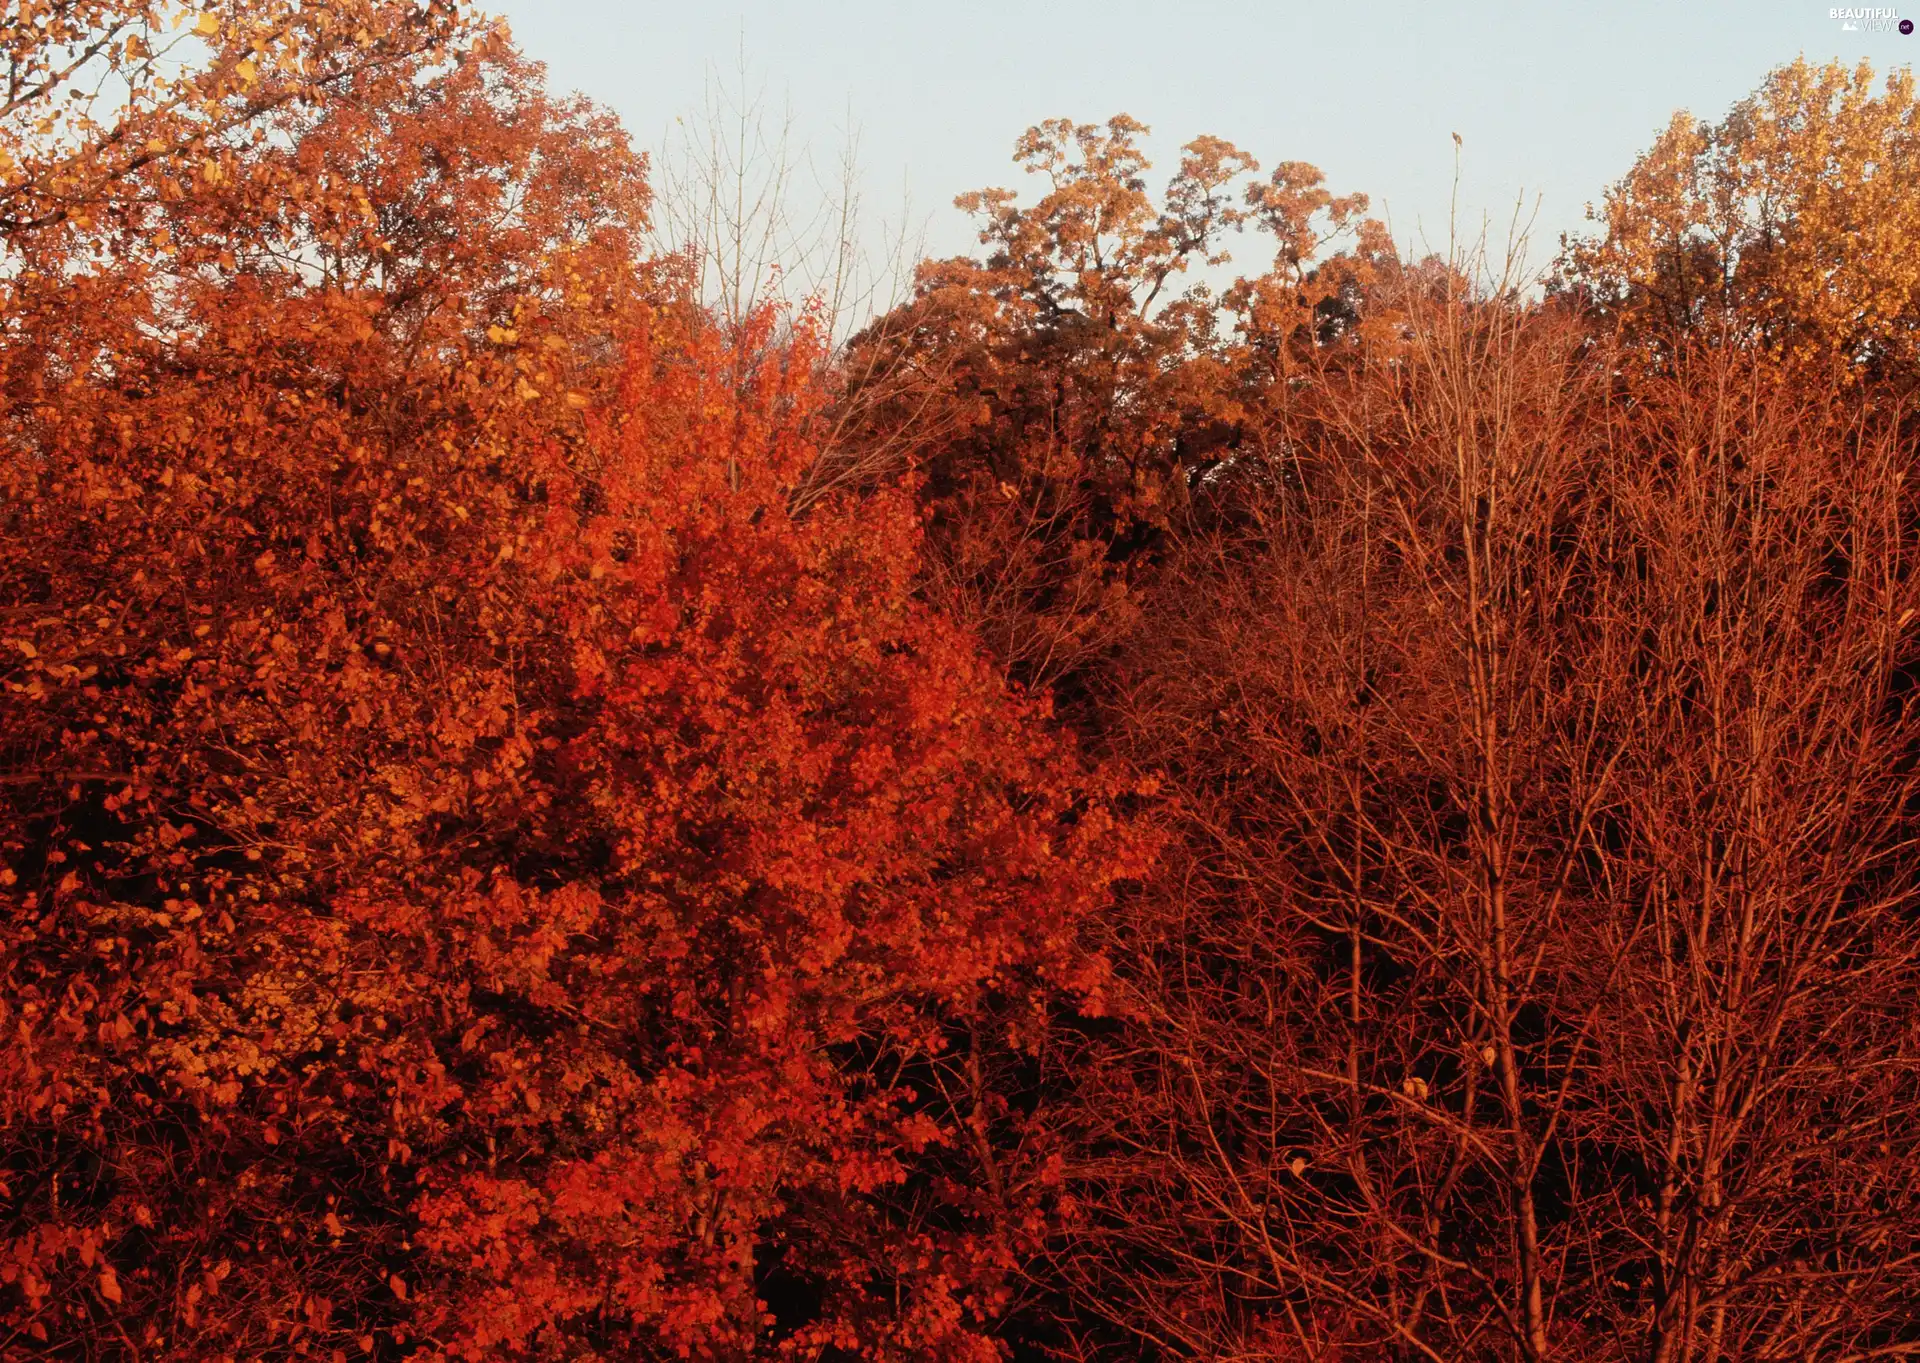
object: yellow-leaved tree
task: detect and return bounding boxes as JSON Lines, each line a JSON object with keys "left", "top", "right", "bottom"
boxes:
{"left": 1559, "top": 58, "right": 1920, "bottom": 381}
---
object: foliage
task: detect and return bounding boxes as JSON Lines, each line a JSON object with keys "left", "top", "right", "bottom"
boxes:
{"left": 0, "top": 10, "right": 1135, "bottom": 1360}
{"left": 0, "top": 0, "right": 470, "bottom": 248}
{"left": 5, "top": 13, "right": 1920, "bottom": 1363}
{"left": 1558, "top": 58, "right": 1920, "bottom": 382}
{"left": 832, "top": 115, "right": 1391, "bottom": 697}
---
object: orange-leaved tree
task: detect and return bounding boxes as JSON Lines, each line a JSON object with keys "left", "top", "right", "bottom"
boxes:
{"left": 830, "top": 115, "right": 1387, "bottom": 699}
{"left": 0, "top": 0, "right": 472, "bottom": 249}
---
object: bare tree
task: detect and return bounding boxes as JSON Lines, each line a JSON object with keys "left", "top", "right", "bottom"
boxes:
{"left": 640, "top": 42, "right": 955, "bottom": 516}
{"left": 647, "top": 43, "right": 913, "bottom": 341}
{"left": 1038, "top": 250, "right": 1920, "bottom": 1361}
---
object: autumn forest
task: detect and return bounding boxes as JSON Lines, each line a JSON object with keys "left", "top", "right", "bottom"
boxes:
{"left": 4, "top": 4, "right": 1920, "bottom": 1361}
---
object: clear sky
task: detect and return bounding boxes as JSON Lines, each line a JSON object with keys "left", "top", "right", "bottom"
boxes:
{"left": 488, "top": 0, "right": 1916, "bottom": 290}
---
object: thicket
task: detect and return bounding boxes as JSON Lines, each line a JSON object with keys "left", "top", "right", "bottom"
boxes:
{"left": 2, "top": 8, "right": 1917, "bottom": 1361}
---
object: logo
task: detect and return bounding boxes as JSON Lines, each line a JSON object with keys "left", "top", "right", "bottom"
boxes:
{"left": 1831, "top": 6, "right": 1908, "bottom": 30}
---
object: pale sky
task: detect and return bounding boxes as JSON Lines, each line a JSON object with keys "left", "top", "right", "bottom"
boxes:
{"left": 489, "top": 0, "right": 1916, "bottom": 295}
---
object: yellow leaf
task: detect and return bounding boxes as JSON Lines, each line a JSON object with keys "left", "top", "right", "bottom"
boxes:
{"left": 194, "top": 12, "right": 218, "bottom": 36}
{"left": 98, "top": 1269, "right": 122, "bottom": 1304}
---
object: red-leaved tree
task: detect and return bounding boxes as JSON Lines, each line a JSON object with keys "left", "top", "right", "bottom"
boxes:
{"left": 0, "top": 13, "right": 1140, "bottom": 1359}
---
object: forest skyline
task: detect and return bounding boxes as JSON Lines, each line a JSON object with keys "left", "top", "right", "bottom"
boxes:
{"left": 495, "top": 0, "right": 1919, "bottom": 287}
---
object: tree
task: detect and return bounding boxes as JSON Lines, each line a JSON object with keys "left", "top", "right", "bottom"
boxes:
{"left": 0, "top": 0, "right": 470, "bottom": 249}
{"left": 1558, "top": 58, "right": 1920, "bottom": 383}
{"left": 0, "top": 15, "right": 1137, "bottom": 1360}
{"left": 1042, "top": 279, "right": 1920, "bottom": 1361}
{"left": 832, "top": 115, "right": 1386, "bottom": 699}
